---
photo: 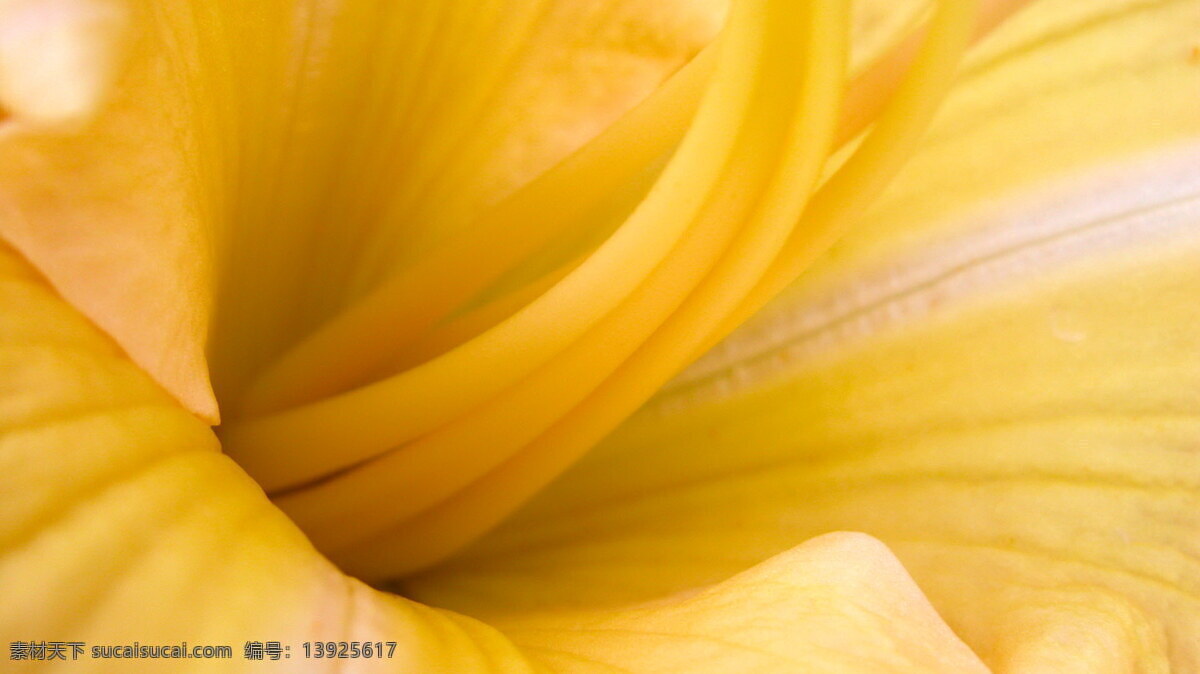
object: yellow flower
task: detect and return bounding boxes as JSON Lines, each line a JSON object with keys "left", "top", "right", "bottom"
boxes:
{"left": 1, "top": 0, "right": 1198, "bottom": 670}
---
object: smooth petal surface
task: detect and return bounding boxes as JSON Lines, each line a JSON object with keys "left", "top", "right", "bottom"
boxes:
{"left": 405, "top": 0, "right": 1200, "bottom": 669}
{"left": 218, "top": 0, "right": 1013, "bottom": 579}
{"left": 414, "top": 147, "right": 1200, "bottom": 674}
{"left": 0, "top": 0, "right": 219, "bottom": 421}
{"left": 0, "top": 242, "right": 539, "bottom": 672}
{"left": 0, "top": 242, "right": 987, "bottom": 672}
{"left": 0, "top": 0, "right": 726, "bottom": 416}
{"left": 497, "top": 533, "right": 987, "bottom": 673}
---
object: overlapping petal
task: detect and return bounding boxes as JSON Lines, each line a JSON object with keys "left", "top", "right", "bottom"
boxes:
{"left": 5, "top": 0, "right": 1198, "bottom": 670}
{"left": 0, "top": 242, "right": 537, "bottom": 671}
{"left": 0, "top": 0, "right": 725, "bottom": 417}
{"left": 498, "top": 533, "right": 987, "bottom": 673}
{"left": 0, "top": 0, "right": 219, "bottom": 420}
{"left": 0, "top": 241, "right": 988, "bottom": 671}
{"left": 406, "top": 0, "right": 1200, "bottom": 669}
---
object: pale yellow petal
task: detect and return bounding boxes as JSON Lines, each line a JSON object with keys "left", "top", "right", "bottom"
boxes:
{"left": 219, "top": 0, "right": 1003, "bottom": 581}
{"left": 405, "top": 0, "right": 1200, "bottom": 669}
{"left": 498, "top": 533, "right": 987, "bottom": 674}
{"left": 793, "top": 0, "right": 1200, "bottom": 287}
{"left": 413, "top": 143, "right": 1200, "bottom": 674}
{"left": 0, "top": 241, "right": 987, "bottom": 672}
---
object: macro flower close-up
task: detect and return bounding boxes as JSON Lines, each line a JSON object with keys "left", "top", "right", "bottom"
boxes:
{"left": 1, "top": 0, "right": 1199, "bottom": 670}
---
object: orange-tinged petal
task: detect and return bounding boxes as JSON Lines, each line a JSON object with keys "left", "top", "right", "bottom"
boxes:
{"left": 0, "top": 0, "right": 218, "bottom": 421}
{"left": 8, "top": 0, "right": 1197, "bottom": 671}
{"left": 0, "top": 0, "right": 727, "bottom": 419}
{"left": 0, "top": 242, "right": 538, "bottom": 671}
{"left": 0, "top": 240, "right": 988, "bottom": 672}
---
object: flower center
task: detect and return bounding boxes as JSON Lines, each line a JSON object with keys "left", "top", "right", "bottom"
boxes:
{"left": 211, "top": 0, "right": 1024, "bottom": 582}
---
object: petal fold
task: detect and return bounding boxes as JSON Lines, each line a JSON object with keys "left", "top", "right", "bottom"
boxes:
{"left": 0, "top": 0, "right": 726, "bottom": 419}
{"left": 0, "top": 242, "right": 987, "bottom": 672}
{"left": 497, "top": 533, "right": 986, "bottom": 674}
{"left": 0, "top": 242, "right": 540, "bottom": 671}
{"left": 0, "top": 0, "right": 218, "bottom": 421}
{"left": 405, "top": 0, "right": 1200, "bottom": 668}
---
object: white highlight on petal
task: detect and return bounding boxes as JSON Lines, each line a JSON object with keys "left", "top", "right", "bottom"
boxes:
{"left": 659, "top": 142, "right": 1200, "bottom": 411}
{"left": 0, "top": 0, "right": 128, "bottom": 127}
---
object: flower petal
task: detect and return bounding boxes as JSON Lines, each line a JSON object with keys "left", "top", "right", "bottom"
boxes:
{"left": 496, "top": 533, "right": 987, "bottom": 673}
{"left": 0, "top": 0, "right": 219, "bottom": 421}
{"left": 0, "top": 243, "right": 541, "bottom": 670}
{"left": 404, "top": 0, "right": 1200, "bottom": 668}
{"left": 0, "top": 0, "right": 726, "bottom": 417}
{"left": 201, "top": 0, "right": 727, "bottom": 401}
{"left": 413, "top": 145, "right": 1200, "bottom": 673}
{"left": 0, "top": 241, "right": 990, "bottom": 672}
